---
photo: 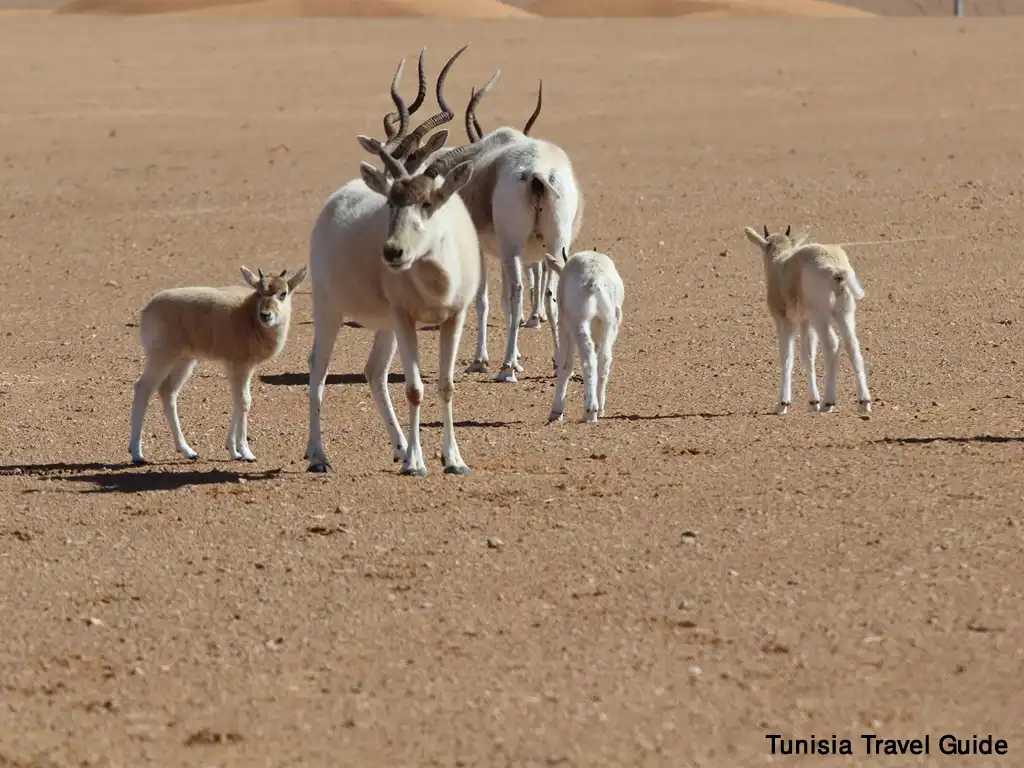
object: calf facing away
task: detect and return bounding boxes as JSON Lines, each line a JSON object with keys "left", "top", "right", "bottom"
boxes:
{"left": 128, "top": 265, "right": 307, "bottom": 464}
{"left": 743, "top": 225, "right": 871, "bottom": 414}
{"left": 544, "top": 249, "right": 624, "bottom": 423}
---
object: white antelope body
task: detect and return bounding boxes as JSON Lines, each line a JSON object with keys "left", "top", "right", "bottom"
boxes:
{"left": 304, "top": 47, "right": 483, "bottom": 477}
{"left": 128, "top": 265, "right": 306, "bottom": 465}
{"left": 744, "top": 225, "right": 872, "bottom": 414}
{"left": 367, "top": 71, "right": 585, "bottom": 383}
{"left": 544, "top": 249, "right": 624, "bottom": 424}
{"left": 459, "top": 73, "right": 584, "bottom": 383}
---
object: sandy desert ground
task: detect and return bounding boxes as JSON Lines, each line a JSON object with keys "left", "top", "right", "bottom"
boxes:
{"left": 2, "top": 13, "right": 1024, "bottom": 768}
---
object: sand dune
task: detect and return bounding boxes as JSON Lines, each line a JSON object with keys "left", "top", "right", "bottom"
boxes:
{"left": 58, "top": 0, "right": 536, "bottom": 17}
{"left": 522, "top": 0, "right": 874, "bottom": 16}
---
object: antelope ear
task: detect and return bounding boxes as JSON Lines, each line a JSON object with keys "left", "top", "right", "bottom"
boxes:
{"left": 785, "top": 224, "right": 791, "bottom": 236}
{"left": 240, "top": 266, "right": 261, "bottom": 289}
{"left": 360, "top": 162, "right": 390, "bottom": 197}
{"left": 433, "top": 161, "right": 473, "bottom": 205}
{"left": 544, "top": 251, "right": 564, "bottom": 275}
{"left": 357, "top": 135, "right": 382, "bottom": 155}
{"left": 287, "top": 265, "right": 308, "bottom": 292}
{"left": 744, "top": 227, "right": 768, "bottom": 249}
{"left": 763, "top": 225, "right": 770, "bottom": 239}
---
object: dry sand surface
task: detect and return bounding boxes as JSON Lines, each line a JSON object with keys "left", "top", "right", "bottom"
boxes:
{"left": 2, "top": 16, "right": 1024, "bottom": 768}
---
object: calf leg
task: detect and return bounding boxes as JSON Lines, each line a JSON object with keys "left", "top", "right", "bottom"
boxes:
{"left": 158, "top": 359, "right": 199, "bottom": 460}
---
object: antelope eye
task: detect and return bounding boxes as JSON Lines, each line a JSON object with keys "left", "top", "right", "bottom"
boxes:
{"left": 278, "top": 292, "right": 287, "bottom": 300}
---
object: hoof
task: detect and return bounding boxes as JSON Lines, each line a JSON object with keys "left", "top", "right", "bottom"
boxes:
{"left": 583, "top": 411, "right": 599, "bottom": 424}
{"left": 400, "top": 466, "right": 428, "bottom": 478}
{"left": 131, "top": 456, "right": 147, "bottom": 466}
{"left": 774, "top": 402, "right": 790, "bottom": 415}
{"left": 808, "top": 400, "right": 820, "bottom": 413}
{"left": 443, "top": 464, "right": 471, "bottom": 476}
{"left": 523, "top": 315, "right": 541, "bottom": 328}
{"left": 495, "top": 367, "right": 518, "bottom": 383}
{"left": 819, "top": 402, "right": 836, "bottom": 414}
{"left": 237, "top": 456, "right": 257, "bottom": 463}
{"left": 187, "top": 453, "right": 201, "bottom": 462}
{"left": 547, "top": 411, "right": 564, "bottom": 423}
{"left": 466, "top": 360, "right": 489, "bottom": 374}
{"left": 307, "top": 461, "right": 333, "bottom": 474}
{"left": 858, "top": 399, "right": 872, "bottom": 414}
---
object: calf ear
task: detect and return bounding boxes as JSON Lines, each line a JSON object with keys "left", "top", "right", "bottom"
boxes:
{"left": 287, "top": 265, "right": 308, "bottom": 292}
{"left": 744, "top": 227, "right": 768, "bottom": 249}
{"left": 543, "top": 251, "right": 564, "bottom": 275}
{"left": 240, "top": 266, "right": 261, "bottom": 289}
{"left": 434, "top": 161, "right": 474, "bottom": 205}
{"left": 360, "top": 162, "right": 390, "bottom": 197}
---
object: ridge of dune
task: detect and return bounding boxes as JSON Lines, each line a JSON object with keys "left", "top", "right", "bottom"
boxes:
{"left": 58, "top": 0, "right": 537, "bottom": 17}
{"left": 521, "top": 0, "right": 874, "bottom": 17}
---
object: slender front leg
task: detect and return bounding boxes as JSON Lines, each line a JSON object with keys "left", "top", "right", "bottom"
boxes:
{"left": 835, "top": 309, "right": 872, "bottom": 412}
{"left": 364, "top": 330, "right": 407, "bottom": 463}
{"left": 816, "top": 316, "right": 841, "bottom": 413}
{"left": 394, "top": 313, "right": 427, "bottom": 477}
{"left": 548, "top": 311, "right": 575, "bottom": 423}
{"left": 305, "top": 307, "right": 345, "bottom": 473}
{"left": 497, "top": 252, "right": 526, "bottom": 382}
{"left": 225, "top": 362, "right": 257, "bottom": 462}
{"left": 438, "top": 310, "right": 470, "bottom": 475}
{"left": 466, "top": 250, "right": 490, "bottom": 373}
{"left": 158, "top": 359, "right": 199, "bottom": 460}
{"left": 129, "top": 356, "right": 175, "bottom": 465}
{"left": 799, "top": 320, "right": 820, "bottom": 411}
{"left": 774, "top": 316, "right": 796, "bottom": 414}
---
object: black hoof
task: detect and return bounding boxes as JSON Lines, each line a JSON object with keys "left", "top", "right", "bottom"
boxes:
{"left": 188, "top": 454, "right": 201, "bottom": 462}
{"left": 444, "top": 464, "right": 471, "bottom": 476}
{"left": 400, "top": 467, "right": 428, "bottom": 478}
{"left": 131, "top": 457, "right": 147, "bottom": 466}
{"left": 307, "top": 461, "right": 333, "bottom": 474}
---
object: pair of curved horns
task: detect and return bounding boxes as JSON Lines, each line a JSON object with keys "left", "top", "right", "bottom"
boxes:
{"left": 763, "top": 225, "right": 792, "bottom": 238}
{"left": 464, "top": 74, "right": 543, "bottom": 143}
{"left": 389, "top": 44, "right": 469, "bottom": 161}
{"left": 382, "top": 48, "right": 427, "bottom": 143}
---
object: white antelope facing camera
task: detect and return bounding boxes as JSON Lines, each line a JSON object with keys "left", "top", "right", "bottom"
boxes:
{"left": 544, "top": 248, "right": 624, "bottom": 424}
{"left": 128, "top": 265, "right": 306, "bottom": 465}
{"left": 304, "top": 45, "right": 482, "bottom": 478}
{"left": 743, "top": 225, "right": 872, "bottom": 415}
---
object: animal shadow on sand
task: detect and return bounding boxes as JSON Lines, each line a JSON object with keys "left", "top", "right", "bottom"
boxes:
{"left": 872, "top": 435, "right": 1024, "bottom": 446}
{"left": 609, "top": 411, "right": 735, "bottom": 422}
{"left": 262, "top": 371, "right": 406, "bottom": 386}
{"left": 0, "top": 461, "right": 283, "bottom": 493}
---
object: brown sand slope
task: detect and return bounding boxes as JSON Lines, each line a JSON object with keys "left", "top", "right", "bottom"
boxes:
{"left": 2, "top": 16, "right": 1024, "bottom": 768}
{"left": 59, "top": 0, "right": 535, "bottom": 16}
{"left": 522, "top": 0, "right": 874, "bottom": 16}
